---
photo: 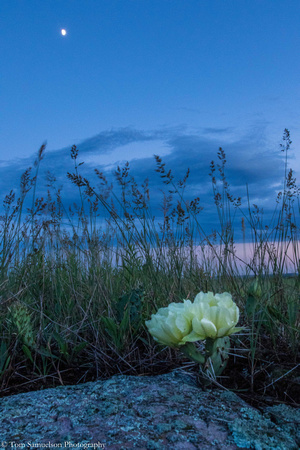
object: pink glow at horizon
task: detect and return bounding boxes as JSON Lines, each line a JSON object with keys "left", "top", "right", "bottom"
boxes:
{"left": 191, "top": 240, "right": 300, "bottom": 275}
{"left": 105, "top": 240, "right": 300, "bottom": 275}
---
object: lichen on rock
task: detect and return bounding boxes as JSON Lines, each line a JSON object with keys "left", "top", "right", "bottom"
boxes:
{"left": 0, "top": 370, "right": 299, "bottom": 449}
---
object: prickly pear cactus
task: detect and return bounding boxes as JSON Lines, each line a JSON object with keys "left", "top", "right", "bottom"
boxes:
{"left": 180, "top": 342, "right": 205, "bottom": 364}
{"left": 205, "top": 336, "right": 230, "bottom": 377}
{"left": 196, "top": 336, "right": 231, "bottom": 385}
{"left": 181, "top": 337, "right": 231, "bottom": 386}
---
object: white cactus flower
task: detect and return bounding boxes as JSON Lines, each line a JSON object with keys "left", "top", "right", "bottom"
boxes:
{"left": 145, "top": 299, "right": 194, "bottom": 347}
{"left": 146, "top": 291, "right": 242, "bottom": 347}
{"left": 183, "top": 291, "right": 242, "bottom": 341}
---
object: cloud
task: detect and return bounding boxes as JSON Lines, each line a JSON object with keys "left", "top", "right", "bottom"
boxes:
{"left": 201, "top": 127, "right": 235, "bottom": 135}
{"left": 72, "top": 128, "right": 157, "bottom": 155}
{"left": 0, "top": 125, "right": 297, "bottom": 242}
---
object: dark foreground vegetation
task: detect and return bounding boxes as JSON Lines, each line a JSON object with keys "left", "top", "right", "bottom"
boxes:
{"left": 0, "top": 130, "right": 299, "bottom": 410}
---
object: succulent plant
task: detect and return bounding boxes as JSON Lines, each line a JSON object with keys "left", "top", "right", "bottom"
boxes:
{"left": 6, "top": 301, "right": 36, "bottom": 348}
{"left": 146, "top": 291, "right": 241, "bottom": 385}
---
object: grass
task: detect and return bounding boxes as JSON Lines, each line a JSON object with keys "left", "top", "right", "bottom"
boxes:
{"left": 0, "top": 129, "right": 299, "bottom": 409}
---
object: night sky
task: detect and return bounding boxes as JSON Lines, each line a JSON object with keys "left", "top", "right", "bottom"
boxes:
{"left": 1, "top": 1, "right": 300, "bottom": 240}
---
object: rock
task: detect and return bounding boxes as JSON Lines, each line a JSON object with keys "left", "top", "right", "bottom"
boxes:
{"left": 0, "top": 370, "right": 299, "bottom": 449}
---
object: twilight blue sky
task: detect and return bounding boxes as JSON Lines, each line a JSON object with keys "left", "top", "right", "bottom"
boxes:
{"left": 1, "top": 0, "right": 300, "bottom": 240}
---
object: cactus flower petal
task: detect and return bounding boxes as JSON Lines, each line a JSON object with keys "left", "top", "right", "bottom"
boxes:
{"left": 199, "top": 318, "right": 218, "bottom": 338}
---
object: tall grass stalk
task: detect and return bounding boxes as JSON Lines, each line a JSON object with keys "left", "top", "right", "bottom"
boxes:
{"left": 0, "top": 130, "right": 299, "bottom": 406}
